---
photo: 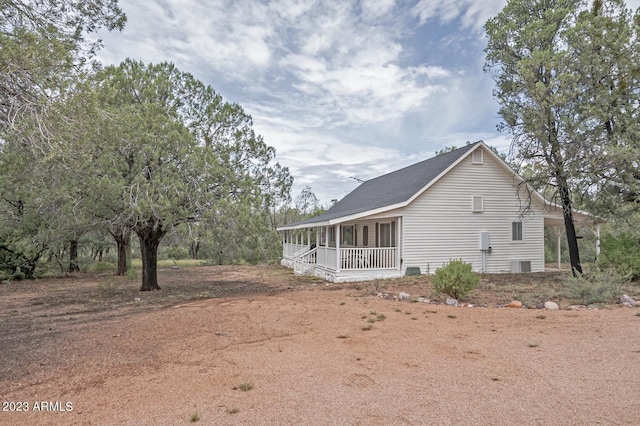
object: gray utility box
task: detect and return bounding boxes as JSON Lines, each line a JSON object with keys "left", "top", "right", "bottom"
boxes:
{"left": 480, "top": 232, "right": 490, "bottom": 251}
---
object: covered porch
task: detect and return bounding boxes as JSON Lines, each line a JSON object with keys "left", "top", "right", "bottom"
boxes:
{"left": 279, "top": 218, "right": 403, "bottom": 283}
{"left": 544, "top": 209, "right": 601, "bottom": 271}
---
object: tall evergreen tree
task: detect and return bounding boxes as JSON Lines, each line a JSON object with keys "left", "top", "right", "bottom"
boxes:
{"left": 484, "top": 0, "right": 638, "bottom": 275}
{"left": 80, "top": 60, "right": 290, "bottom": 290}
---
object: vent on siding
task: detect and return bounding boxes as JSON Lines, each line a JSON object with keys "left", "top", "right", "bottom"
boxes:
{"left": 472, "top": 149, "right": 483, "bottom": 164}
{"left": 510, "top": 260, "right": 532, "bottom": 273}
{"left": 472, "top": 196, "right": 483, "bottom": 212}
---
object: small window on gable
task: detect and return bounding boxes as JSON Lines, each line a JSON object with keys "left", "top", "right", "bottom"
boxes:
{"left": 512, "top": 221, "right": 523, "bottom": 241}
{"left": 472, "top": 148, "right": 483, "bottom": 164}
{"left": 472, "top": 196, "right": 483, "bottom": 212}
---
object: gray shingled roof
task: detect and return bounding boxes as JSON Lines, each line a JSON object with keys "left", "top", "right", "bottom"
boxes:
{"left": 279, "top": 142, "right": 481, "bottom": 229}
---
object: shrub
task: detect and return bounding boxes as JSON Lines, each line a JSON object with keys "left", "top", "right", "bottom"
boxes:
{"left": 598, "top": 233, "right": 640, "bottom": 281}
{"left": 432, "top": 259, "right": 479, "bottom": 299}
{"left": 566, "top": 268, "right": 627, "bottom": 305}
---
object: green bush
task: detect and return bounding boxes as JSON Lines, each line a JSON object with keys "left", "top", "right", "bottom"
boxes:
{"left": 598, "top": 233, "right": 640, "bottom": 281}
{"left": 432, "top": 259, "right": 479, "bottom": 299}
{"left": 566, "top": 268, "right": 627, "bottom": 305}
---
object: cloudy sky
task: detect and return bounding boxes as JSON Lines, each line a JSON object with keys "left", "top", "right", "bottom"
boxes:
{"left": 95, "top": 0, "right": 640, "bottom": 205}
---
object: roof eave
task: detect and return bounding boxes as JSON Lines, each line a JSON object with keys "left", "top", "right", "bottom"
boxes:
{"left": 276, "top": 201, "right": 408, "bottom": 231}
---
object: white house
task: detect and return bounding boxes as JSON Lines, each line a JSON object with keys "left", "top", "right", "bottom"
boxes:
{"left": 277, "top": 142, "right": 597, "bottom": 283}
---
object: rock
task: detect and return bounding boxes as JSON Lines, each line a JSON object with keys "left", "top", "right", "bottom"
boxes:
{"left": 587, "top": 304, "right": 599, "bottom": 310}
{"left": 620, "top": 294, "right": 638, "bottom": 307}
{"left": 505, "top": 300, "right": 523, "bottom": 309}
{"left": 398, "top": 292, "right": 410, "bottom": 301}
{"left": 383, "top": 293, "right": 395, "bottom": 300}
{"left": 445, "top": 298, "right": 458, "bottom": 306}
{"left": 544, "top": 301, "right": 559, "bottom": 311}
{"left": 568, "top": 305, "right": 587, "bottom": 310}
{"left": 416, "top": 297, "right": 426, "bottom": 303}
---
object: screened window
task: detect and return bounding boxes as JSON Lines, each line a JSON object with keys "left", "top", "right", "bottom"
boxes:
{"left": 378, "top": 222, "right": 396, "bottom": 247}
{"left": 512, "top": 222, "right": 523, "bottom": 241}
{"left": 342, "top": 225, "right": 354, "bottom": 246}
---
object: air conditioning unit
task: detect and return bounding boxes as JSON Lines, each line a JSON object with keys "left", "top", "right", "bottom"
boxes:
{"left": 510, "top": 260, "right": 532, "bottom": 273}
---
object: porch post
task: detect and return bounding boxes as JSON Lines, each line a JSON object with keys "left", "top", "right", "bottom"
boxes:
{"left": 336, "top": 224, "right": 341, "bottom": 272}
{"left": 555, "top": 227, "right": 563, "bottom": 270}
{"left": 307, "top": 228, "right": 311, "bottom": 247}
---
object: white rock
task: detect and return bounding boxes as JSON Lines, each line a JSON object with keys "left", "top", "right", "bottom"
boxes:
{"left": 544, "top": 301, "right": 559, "bottom": 311}
{"left": 398, "top": 292, "right": 410, "bottom": 301}
{"left": 620, "top": 294, "right": 638, "bottom": 307}
{"left": 445, "top": 298, "right": 458, "bottom": 306}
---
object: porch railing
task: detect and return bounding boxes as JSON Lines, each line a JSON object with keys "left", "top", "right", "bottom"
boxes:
{"left": 340, "top": 247, "right": 397, "bottom": 270}
{"left": 283, "top": 243, "right": 309, "bottom": 258}
{"left": 293, "top": 247, "right": 317, "bottom": 275}
{"left": 286, "top": 244, "right": 398, "bottom": 271}
{"left": 317, "top": 246, "right": 337, "bottom": 270}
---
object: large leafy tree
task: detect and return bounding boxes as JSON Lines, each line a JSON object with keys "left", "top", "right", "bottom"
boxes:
{"left": 81, "top": 59, "right": 290, "bottom": 290}
{"left": 484, "top": 0, "right": 638, "bottom": 275}
{"left": 568, "top": 1, "right": 640, "bottom": 218}
{"left": 0, "top": 0, "right": 125, "bottom": 278}
{"left": 0, "top": 0, "right": 125, "bottom": 135}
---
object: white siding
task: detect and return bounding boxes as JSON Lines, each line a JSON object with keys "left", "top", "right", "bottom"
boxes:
{"left": 396, "top": 148, "right": 546, "bottom": 274}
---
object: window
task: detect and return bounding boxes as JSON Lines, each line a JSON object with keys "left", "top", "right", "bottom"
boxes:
{"left": 328, "top": 226, "right": 335, "bottom": 246}
{"left": 320, "top": 227, "right": 326, "bottom": 246}
{"left": 472, "top": 196, "right": 483, "bottom": 212}
{"left": 378, "top": 222, "right": 396, "bottom": 247}
{"left": 472, "top": 149, "right": 483, "bottom": 164}
{"left": 341, "top": 225, "right": 354, "bottom": 246}
{"left": 362, "top": 226, "right": 369, "bottom": 246}
{"left": 512, "top": 221, "right": 523, "bottom": 241}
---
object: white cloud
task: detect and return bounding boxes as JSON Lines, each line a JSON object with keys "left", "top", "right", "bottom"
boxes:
{"left": 411, "top": 0, "right": 505, "bottom": 31}
{"left": 95, "top": 0, "right": 510, "bottom": 203}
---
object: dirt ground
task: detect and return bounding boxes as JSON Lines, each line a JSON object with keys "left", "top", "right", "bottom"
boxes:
{"left": 1, "top": 265, "right": 640, "bottom": 425}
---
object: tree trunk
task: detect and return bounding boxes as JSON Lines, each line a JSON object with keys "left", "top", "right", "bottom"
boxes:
{"left": 558, "top": 182, "right": 582, "bottom": 276}
{"left": 137, "top": 221, "right": 164, "bottom": 291}
{"left": 111, "top": 229, "right": 130, "bottom": 276}
{"left": 69, "top": 240, "right": 80, "bottom": 272}
{"left": 190, "top": 240, "right": 199, "bottom": 259}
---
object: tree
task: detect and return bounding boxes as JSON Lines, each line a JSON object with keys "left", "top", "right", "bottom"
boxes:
{"left": 0, "top": 0, "right": 125, "bottom": 278}
{"left": 295, "top": 186, "right": 320, "bottom": 216}
{"left": 485, "top": 0, "right": 584, "bottom": 275}
{"left": 81, "top": 60, "right": 290, "bottom": 291}
{"left": 0, "top": 0, "right": 125, "bottom": 137}
{"left": 567, "top": 1, "right": 640, "bottom": 218}
{"left": 485, "top": 0, "right": 639, "bottom": 276}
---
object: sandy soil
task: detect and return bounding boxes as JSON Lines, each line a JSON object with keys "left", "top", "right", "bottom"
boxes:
{"left": 1, "top": 265, "right": 639, "bottom": 425}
